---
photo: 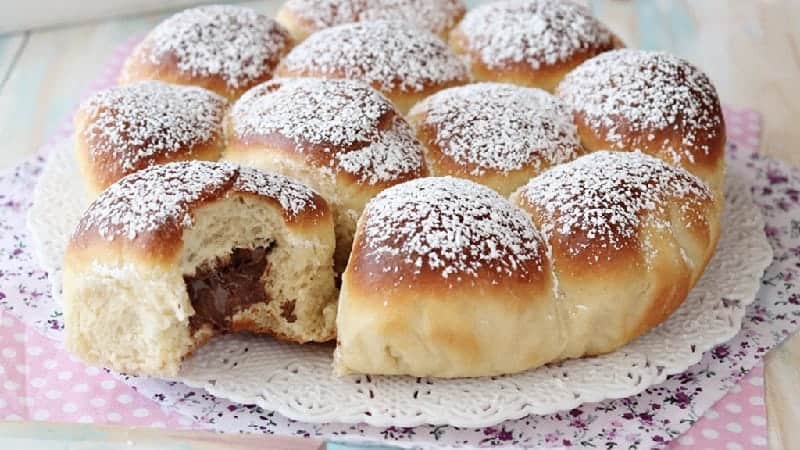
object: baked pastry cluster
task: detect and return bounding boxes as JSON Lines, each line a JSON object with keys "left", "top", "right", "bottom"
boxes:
{"left": 63, "top": 0, "right": 726, "bottom": 378}
{"left": 276, "top": 19, "right": 470, "bottom": 113}
{"left": 120, "top": 5, "right": 293, "bottom": 99}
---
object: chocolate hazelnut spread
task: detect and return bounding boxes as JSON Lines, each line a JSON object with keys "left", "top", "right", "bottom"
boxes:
{"left": 185, "top": 245, "right": 273, "bottom": 331}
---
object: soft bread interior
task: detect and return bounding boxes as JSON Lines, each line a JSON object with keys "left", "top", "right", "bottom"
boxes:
{"left": 64, "top": 193, "right": 336, "bottom": 377}
{"left": 64, "top": 261, "right": 192, "bottom": 376}
{"left": 224, "top": 149, "right": 359, "bottom": 273}
{"left": 182, "top": 195, "right": 337, "bottom": 342}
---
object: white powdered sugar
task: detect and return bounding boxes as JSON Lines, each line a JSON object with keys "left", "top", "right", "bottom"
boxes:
{"left": 234, "top": 166, "right": 320, "bottom": 216}
{"left": 231, "top": 78, "right": 425, "bottom": 185}
{"left": 411, "top": 82, "right": 580, "bottom": 175}
{"left": 334, "top": 117, "right": 424, "bottom": 185}
{"left": 362, "top": 177, "right": 544, "bottom": 281}
{"left": 75, "top": 161, "right": 318, "bottom": 241}
{"left": 143, "top": 5, "right": 290, "bottom": 90}
{"left": 280, "top": 20, "right": 468, "bottom": 92}
{"left": 282, "top": 0, "right": 464, "bottom": 35}
{"left": 80, "top": 81, "right": 226, "bottom": 172}
{"left": 232, "top": 79, "right": 390, "bottom": 146}
{"left": 76, "top": 161, "right": 236, "bottom": 241}
{"left": 456, "top": 0, "right": 613, "bottom": 70}
{"left": 519, "top": 151, "right": 712, "bottom": 262}
{"left": 557, "top": 49, "right": 723, "bottom": 161}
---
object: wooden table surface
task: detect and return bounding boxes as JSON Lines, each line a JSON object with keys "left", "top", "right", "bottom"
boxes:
{"left": 0, "top": 1, "right": 797, "bottom": 448}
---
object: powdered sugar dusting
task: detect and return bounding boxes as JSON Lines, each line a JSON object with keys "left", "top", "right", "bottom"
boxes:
{"left": 75, "top": 161, "right": 236, "bottom": 241}
{"left": 232, "top": 79, "right": 389, "bottom": 146}
{"left": 282, "top": 0, "right": 464, "bottom": 35}
{"left": 519, "top": 151, "right": 712, "bottom": 263}
{"left": 334, "top": 118, "right": 424, "bottom": 184}
{"left": 361, "top": 177, "right": 544, "bottom": 282}
{"left": 143, "top": 5, "right": 290, "bottom": 90}
{"left": 234, "top": 166, "right": 319, "bottom": 215}
{"left": 231, "top": 78, "right": 424, "bottom": 185}
{"left": 411, "top": 82, "right": 580, "bottom": 175}
{"left": 75, "top": 161, "right": 319, "bottom": 242}
{"left": 557, "top": 49, "right": 723, "bottom": 163}
{"left": 280, "top": 20, "right": 468, "bottom": 92}
{"left": 456, "top": 0, "right": 613, "bottom": 70}
{"left": 80, "top": 81, "right": 226, "bottom": 172}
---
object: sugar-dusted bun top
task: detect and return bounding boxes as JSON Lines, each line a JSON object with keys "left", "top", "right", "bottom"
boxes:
{"left": 454, "top": 0, "right": 614, "bottom": 71}
{"left": 279, "top": 0, "right": 465, "bottom": 37}
{"left": 133, "top": 5, "right": 291, "bottom": 96}
{"left": 515, "top": 151, "right": 713, "bottom": 266}
{"left": 229, "top": 78, "right": 426, "bottom": 186}
{"left": 350, "top": 176, "right": 547, "bottom": 289}
{"left": 71, "top": 161, "right": 327, "bottom": 258}
{"left": 409, "top": 82, "right": 581, "bottom": 177}
{"left": 277, "top": 20, "right": 469, "bottom": 93}
{"left": 556, "top": 49, "right": 725, "bottom": 169}
{"left": 77, "top": 81, "right": 227, "bottom": 188}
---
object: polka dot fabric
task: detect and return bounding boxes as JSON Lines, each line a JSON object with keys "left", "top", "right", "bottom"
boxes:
{"left": 0, "top": 311, "right": 191, "bottom": 428}
{"left": 671, "top": 364, "right": 768, "bottom": 449}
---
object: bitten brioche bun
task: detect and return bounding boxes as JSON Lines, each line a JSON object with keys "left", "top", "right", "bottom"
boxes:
{"left": 275, "top": 20, "right": 470, "bottom": 113}
{"left": 556, "top": 49, "right": 726, "bottom": 193}
{"left": 119, "top": 5, "right": 293, "bottom": 100}
{"left": 223, "top": 78, "right": 427, "bottom": 272}
{"left": 63, "top": 161, "right": 337, "bottom": 377}
{"left": 510, "top": 151, "right": 721, "bottom": 360}
{"left": 334, "top": 176, "right": 564, "bottom": 378}
{"left": 449, "top": 0, "right": 620, "bottom": 91}
{"left": 407, "top": 82, "right": 583, "bottom": 196}
{"left": 74, "top": 81, "right": 227, "bottom": 196}
{"left": 276, "top": 0, "right": 465, "bottom": 42}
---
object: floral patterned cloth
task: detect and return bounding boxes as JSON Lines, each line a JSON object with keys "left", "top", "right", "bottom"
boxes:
{"left": 1, "top": 38, "right": 799, "bottom": 449}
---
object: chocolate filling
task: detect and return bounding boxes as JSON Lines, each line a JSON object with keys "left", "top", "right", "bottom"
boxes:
{"left": 185, "top": 244, "right": 274, "bottom": 332}
{"left": 280, "top": 300, "right": 297, "bottom": 323}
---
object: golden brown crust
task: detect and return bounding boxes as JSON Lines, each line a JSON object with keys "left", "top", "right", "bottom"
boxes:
{"left": 450, "top": 30, "right": 617, "bottom": 92}
{"left": 573, "top": 111, "right": 726, "bottom": 189}
{"left": 556, "top": 49, "right": 726, "bottom": 190}
{"left": 73, "top": 82, "right": 228, "bottom": 194}
{"left": 510, "top": 151, "right": 721, "bottom": 358}
{"left": 275, "top": 20, "right": 470, "bottom": 114}
{"left": 335, "top": 176, "right": 563, "bottom": 377}
{"left": 449, "top": 0, "right": 619, "bottom": 91}
{"left": 120, "top": 40, "right": 290, "bottom": 101}
{"left": 119, "top": 5, "right": 293, "bottom": 100}
{"left": 345, "top": 176, "right": 550, "bottom": 293}
{"left": 275, "top": 62, "right": 468, "bottom": 115}
{"left": 224, "top": 78, "right": 428, "bottom": 192}
{"left": 514, "top": 152, "right": 715, "bottom": 272}
{"left": 407, "top": 82, "right": 583, "bottom": 195}
{"left": 345, "top": 232, "right": 550, "bottom": 296}
{"left": 67, "top": 161, "right": 331, "bottom": 265}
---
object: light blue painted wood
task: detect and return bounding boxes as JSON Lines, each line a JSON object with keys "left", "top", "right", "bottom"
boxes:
{"left": 0, "top": 33, "right": 26, "bottom": 88}
{"left": 0, "top": 16, "right": 163, "bottom": 168}
{"left": 634, "top": 0, "right": 670, "bottom": 50}
{"left": 664, "top": 1, "right": 696, "bottom": 56}
{"left": 634, "top": 0, "right": 696, "bottom": 54}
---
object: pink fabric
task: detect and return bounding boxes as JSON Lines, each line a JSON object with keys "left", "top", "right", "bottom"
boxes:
{"left": 0, "top": 310, "right": 191, "bottom": 427}
{"left": 672, "top": 364, "right": 769, "bottom": 449}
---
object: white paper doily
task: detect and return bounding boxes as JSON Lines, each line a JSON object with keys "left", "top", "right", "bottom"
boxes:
{"left": 27, "top": 141, "right": 773, "bottom": 427}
